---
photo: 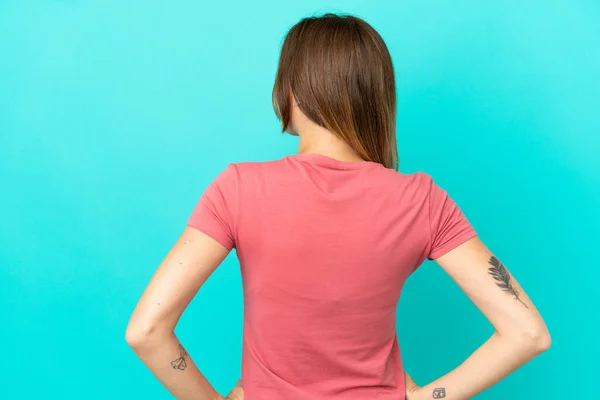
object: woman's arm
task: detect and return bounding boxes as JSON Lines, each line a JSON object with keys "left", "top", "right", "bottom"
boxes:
{"left": 125, "top": 227, "right": 241, "bottom": 400}
{"left": 408, "top": 237, "right": 551, "bottom": 400}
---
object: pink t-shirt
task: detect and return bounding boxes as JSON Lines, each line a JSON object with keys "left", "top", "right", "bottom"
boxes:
{"left": 187, "top": 153, "right": 476, "bottom": 400}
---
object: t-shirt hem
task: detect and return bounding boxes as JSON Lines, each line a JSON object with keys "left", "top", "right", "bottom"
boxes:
{"left": 428, "top": 230, "right": 477, "bottom": 260}
{"left": 186, "top": 222, "right": 235, "bottom": 251}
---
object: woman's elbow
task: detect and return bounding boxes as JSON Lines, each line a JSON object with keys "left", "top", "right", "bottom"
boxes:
{"left": 500, "top": 320, "right": 551, "bottom": 355}
{"left": 125, "top": 321, "right": 153, "bottom": 349}
{"left": 514, "top": 324, "right": 552, "bottom": 355}
{"left": 528, "top": 326, "right": 552, "bottom": 353}
{"left": 125, "top": 319, "right": 171, "bottom": 349}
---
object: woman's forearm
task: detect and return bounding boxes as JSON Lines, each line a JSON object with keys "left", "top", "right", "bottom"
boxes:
{"left": 415, "top": 331, "right": 550, "bottom": 400}
{"left": 127, "top": 329, "right": 221, "bottom": 400}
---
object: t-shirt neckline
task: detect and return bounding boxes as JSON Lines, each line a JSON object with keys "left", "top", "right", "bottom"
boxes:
{"left": 286, "top": 153, "right": 382, "bottom": 170}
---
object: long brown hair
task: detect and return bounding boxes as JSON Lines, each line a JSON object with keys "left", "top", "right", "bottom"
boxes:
{"left": 272, "top": 13, "right": 398, "bottom": 170}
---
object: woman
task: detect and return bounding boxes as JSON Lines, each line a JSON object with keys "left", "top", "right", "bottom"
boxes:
{"left": 126, "top": 13, "right": 550, "bottom": 400}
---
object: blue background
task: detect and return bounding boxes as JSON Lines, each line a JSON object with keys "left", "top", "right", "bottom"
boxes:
{"left": 1, "top": 1, "right": 598, "bottom": 398}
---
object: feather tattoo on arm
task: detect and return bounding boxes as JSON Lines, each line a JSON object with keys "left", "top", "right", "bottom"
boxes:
{"left": 487, "top": 256, "right": 528, "bottom": 308}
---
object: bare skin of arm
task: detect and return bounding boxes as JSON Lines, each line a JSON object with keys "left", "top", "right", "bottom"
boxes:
{"left": 405, "top": 237, "right": 551, "bottom": 400}
{"left": 125, "top": 227, "right": 243, "bottom": 400}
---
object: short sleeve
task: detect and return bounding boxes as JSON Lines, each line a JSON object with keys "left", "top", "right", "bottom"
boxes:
{"left": 426, "top": 178, "right": 477, "bottom": 260}
{"left": 186, "top": 164, "right": 238, "bottom": 250}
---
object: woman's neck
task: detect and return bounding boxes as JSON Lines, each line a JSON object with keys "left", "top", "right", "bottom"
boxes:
{"left": 296, "top": 127, "right": 365, "bottom": 163}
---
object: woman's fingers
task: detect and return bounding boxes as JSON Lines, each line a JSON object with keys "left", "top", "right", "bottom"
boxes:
{"left": 225, "top": 379, "right": 244, "bottom": 400}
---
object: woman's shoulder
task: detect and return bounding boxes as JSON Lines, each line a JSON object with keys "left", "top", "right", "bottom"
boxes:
{"left": 225, "top": 158, "right": 437, "bottom": 195}
{"left": 372, "top": 166, "right": 434, "bottom": 189}
{"left": 225, "top": 158, "right": 285, "bottom": 176}
{"left": 216, "top": 158, "right": 290, "bottom": 187}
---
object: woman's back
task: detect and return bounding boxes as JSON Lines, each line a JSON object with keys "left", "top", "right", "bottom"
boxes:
{"left": 127, "top": 13, "right": 549, "bottom": 400}
{"left": 188, "top": 153, "right": 476, "bottom": 399}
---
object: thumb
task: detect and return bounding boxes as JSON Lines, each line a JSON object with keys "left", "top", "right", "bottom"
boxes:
{"left": 225, "top": 379, "right": 244, "bottom": 400}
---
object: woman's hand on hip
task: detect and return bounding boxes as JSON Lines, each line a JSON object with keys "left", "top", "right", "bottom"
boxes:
{"left": 223, "top": 379, "right": 244, "bottom": 400}
{"left": 405, "top": 371, "right": 424, "bottom": 400}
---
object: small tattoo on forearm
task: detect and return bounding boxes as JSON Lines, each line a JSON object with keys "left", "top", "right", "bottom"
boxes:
{"left": 433, "top": 387, "right": 446, "bottom": 398}
{"left": 170, "top": 344, "right": 189, "bottom": 371}
{"left": 488, "top": 256, "right": 528, "bottom": 308}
